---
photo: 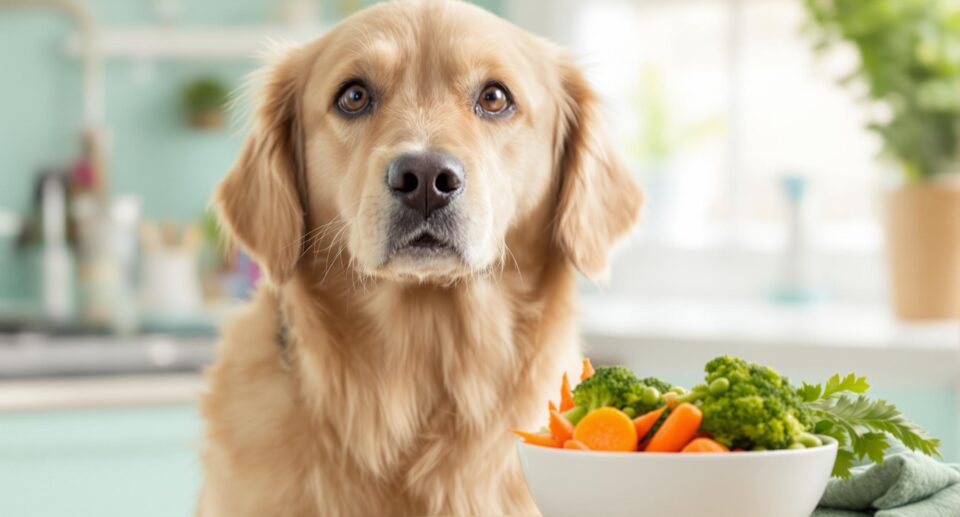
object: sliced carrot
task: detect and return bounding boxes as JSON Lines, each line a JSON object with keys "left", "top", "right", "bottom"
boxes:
{"left": 633, "top": 407, "right": 667, "bottom": 441}
{"left": 511, "top": 429, "right": 560, "bottom": 448}
{"left": 548, "top": 400, "right": 558, "bottom": 413}
{"left": 580, "top": 358, "right": 596, "bottom": 381}
{"left": 572, "top": 407, "right": 638, "bottom": 452}
{"left": 563, "top": 439, "right": 591, "bottom": 450}
{"left": 559, "top": 372, "right": 575, "bottom": 412}
{"left": 549, "top": 410, "right": 575, "bottom": 444}
{"left": 682, "top": 437, "right": 729, "bottom": 453}
{"left": 645, "top": 403, "right": 703, "bottom": 453}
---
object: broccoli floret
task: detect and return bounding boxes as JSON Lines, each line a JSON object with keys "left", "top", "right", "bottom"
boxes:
{"left": 694, "top": 355, "right": 811, "bottom": 450}
{"left": 573, "top": 366, "right": 668, "bottom": 418}
{"left": 640, "top": 376, "right": 673, "bottom": 395}
{"left": 572, "top": 366, "right": 645, "bottom": 411}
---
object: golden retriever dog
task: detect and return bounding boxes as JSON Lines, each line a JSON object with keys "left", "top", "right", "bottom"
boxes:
{"left": 198, "top": 1, "right": 642, "bottom": 515}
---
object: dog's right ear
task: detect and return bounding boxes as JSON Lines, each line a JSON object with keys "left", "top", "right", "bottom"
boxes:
{"left": 214, "top": 48, "right": 306, "bottom": 285}
{"left": 552, "top": 56, "right": 644, "bottom": 280}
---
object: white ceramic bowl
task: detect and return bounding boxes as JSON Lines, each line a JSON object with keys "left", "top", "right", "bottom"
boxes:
{"left": 517, "top": 438, "right": 837, "bottom": 517}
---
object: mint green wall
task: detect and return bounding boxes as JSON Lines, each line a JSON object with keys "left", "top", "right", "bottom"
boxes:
{"left": 0, "top": 0, "right": 500, "bottom": 304}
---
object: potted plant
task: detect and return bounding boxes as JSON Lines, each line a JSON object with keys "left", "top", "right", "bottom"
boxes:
{"left": 182, "top": 78, "right": 230, "bottom": 129}
{"left": 805, "top": 0, "right": 960, "bottom": 320}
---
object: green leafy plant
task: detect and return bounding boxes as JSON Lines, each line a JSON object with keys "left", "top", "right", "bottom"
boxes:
{"left": 804, "top": 0, "right": 960, "bottom": 180}
{"left": 182, "top": 78, "right": 230, "bottom": 116}
{"left": 800, "top": 373, "right": 941, "bottom": 478}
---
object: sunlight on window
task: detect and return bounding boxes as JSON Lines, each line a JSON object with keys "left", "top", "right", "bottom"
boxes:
{"left": 571, "top": 0, "right": 883, "bottom": 251}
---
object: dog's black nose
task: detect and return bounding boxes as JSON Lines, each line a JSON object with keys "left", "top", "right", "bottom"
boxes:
{"left": 386, "top": 151, "right": 465, "bottom": 219}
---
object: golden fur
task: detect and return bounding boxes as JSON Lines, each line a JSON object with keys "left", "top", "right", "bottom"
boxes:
{"left": 198, "top": 1, "right": 642, "bottom": 515}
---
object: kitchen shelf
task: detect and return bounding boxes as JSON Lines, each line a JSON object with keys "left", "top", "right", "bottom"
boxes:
{"left": 65, "top": 25, "right": 328, "bottom": 61}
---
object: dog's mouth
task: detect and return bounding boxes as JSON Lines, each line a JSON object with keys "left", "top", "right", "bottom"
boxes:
{"left": 380, "top": 208, "right": 468, "bottom": 275}
{"left": 398, "top": 231, "right": 455, "bottom": 253}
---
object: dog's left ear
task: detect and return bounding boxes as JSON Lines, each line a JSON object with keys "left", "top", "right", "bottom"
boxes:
{"left": 553, "top": 57, "right": 644, "bottom": 280}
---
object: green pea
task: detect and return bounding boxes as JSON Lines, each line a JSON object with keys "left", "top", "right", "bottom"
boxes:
{"left": 670, "top": 386, "right": 689, "bottom": 395}
{"left": 798, "top": 433, "right": 823, "bottom": 448}
{"left": 622, "top": 407, "right": 636, "bottom": 418}
{"left": 641, "top": 386, "right": 661, "bottom": 406}
{"left": 709, "top": 378, "right": 730, "bottom": 395}
{"left": 789, "top": 442, "right": 807, "bottom": 450}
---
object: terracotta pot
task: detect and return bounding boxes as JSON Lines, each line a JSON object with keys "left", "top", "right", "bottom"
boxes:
{"left": 885, "top": 181, "right": 960, "bottom": 320}
{"left": 190, "top": 110, "right": 225, "bottom": 129}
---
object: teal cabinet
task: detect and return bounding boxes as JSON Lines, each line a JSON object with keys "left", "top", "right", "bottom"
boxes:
{"left": 0, "top": 405, "right": 201, "bottom": 517}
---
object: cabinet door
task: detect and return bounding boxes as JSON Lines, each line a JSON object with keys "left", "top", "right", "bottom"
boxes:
{"left": 0, "top": 405, "right": 200, "bottom": 517}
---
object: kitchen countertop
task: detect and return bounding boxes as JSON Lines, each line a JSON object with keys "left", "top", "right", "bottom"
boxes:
{"left": 0, "top": 334, "right": 213, "bottom": 410}
{"left": 0, "top": 373, "right": 204, "bottom": 411}
{"left": 581, "top": 296, "right": 960, "bottom": 384}
{"left": 581, "top": 296, "right": 958, "bottom": 349}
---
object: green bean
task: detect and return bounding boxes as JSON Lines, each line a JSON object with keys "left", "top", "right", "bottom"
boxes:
{"left": 709, "top": 378, "right": 730, "bottom": 395}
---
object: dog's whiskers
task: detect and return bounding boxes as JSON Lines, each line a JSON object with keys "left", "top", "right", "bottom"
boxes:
{"left": 296, "top": 218, "right": 345, "bottom": 262}
{"left": 504, "top": 245, "right": 524, "bottom": 285}
{"left": 309, "top": 219, "right": 347, "bottom": 261}
{"left": 317, "top": 222, "right": 351, "bottom": 284}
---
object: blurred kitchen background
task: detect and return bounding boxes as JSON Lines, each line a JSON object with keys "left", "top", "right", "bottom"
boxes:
{"left": 0, "top": 0, "right": 958, "bottom": 515}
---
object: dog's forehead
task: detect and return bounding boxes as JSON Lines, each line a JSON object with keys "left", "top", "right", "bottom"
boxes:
{"left": 311, "top": 2, "right": 529, "bottom": 88}
{"left": 298, "top": 1, "right": 561, "bottom": 129}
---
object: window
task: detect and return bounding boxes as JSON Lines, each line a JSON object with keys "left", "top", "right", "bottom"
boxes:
{"left": 570, "top": 0, "right": 883, "bottom": 249}
{"left": 511, "top": 0, "right": 888, "bottom": 301}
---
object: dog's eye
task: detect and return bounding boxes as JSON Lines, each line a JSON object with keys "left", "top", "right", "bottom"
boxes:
{"left": 336, "top": 82, "right": 371, "bottom": 115}
{"left": 475, "top": 82, "right": 513, "bottom": 117}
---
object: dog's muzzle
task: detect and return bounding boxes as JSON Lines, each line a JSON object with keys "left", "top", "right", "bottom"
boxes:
{"left": 385, "top": 151, "right": 466, "bottom": 257}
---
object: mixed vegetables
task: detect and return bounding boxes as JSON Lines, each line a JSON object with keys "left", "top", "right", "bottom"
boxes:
{"left": 512, "top": 355, "right": 941, "bottom": 478}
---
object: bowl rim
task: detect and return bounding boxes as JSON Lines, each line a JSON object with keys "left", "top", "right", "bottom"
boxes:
{"left": 517, "top": 435, "right": 838, "bottom": 459}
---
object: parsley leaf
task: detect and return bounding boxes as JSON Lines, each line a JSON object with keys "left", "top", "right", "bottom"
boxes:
{"left": 801, "top": 374, "right": 940, "bottom": 479}
{"left": 810, "top": 395, "right": 941, "bottom": 458}
{"left": 822, "top": 373, "right": 871, "bottom": 399}
{"left": 832, "top": 448, "right": 856, "bottom": 479}
{"left": 798, "top": 372, "right": 868, "bottom": 403}
{"left": 798, "top": 382, "right": 823, "bottom": 403}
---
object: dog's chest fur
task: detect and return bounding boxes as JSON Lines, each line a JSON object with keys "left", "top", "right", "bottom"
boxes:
{"left": 199, "top": 261, "right": 578, "bottom": 516}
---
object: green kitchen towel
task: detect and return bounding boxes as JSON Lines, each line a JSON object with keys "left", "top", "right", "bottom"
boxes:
{"left": 812, "top": 453, "right": 960, "bottom": 517}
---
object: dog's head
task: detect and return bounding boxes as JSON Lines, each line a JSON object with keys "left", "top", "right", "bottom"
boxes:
{"left": 216, "top": 0, "right": 642, "bottom": 285}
